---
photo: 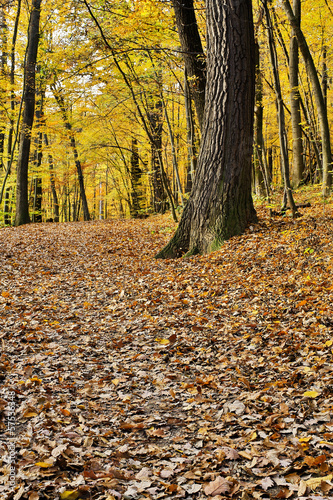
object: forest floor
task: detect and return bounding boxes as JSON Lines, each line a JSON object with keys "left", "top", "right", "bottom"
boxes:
{"left": 0, "top": 188, "right": 333, "bottom": 500}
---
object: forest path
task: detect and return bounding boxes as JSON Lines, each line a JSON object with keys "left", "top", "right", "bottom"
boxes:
{"left": 1, "top": 202, "right": 333, "bottom": 500}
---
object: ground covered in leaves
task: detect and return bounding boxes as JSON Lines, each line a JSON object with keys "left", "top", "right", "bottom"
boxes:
{"left": 1, "top": 192, "right": 333, "bottom": 500}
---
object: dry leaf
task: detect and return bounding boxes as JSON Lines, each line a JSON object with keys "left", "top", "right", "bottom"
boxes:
{"left": 204, "top": 476, "right": 232, "bottom": 496}
{"left": 261, "top": 476, "right": 274, "bottom": 490}
{"left": 303, "top": 390, "right": 319, "bottom": 398}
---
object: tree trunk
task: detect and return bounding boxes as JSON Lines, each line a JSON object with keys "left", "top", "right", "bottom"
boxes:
{"left": 282, "top": 0, "right": 332, "bottom": 195}
{"left": 147, "top": 95, "right": 170, "bottom": 214}
{"left": 156, "top": 0, "right": 257, "bottom": 258}
{"left": 129, "top": 137, "right": 142, "bottom": 217}
{"left": 15, "top": 0, "right": 42, "bottom": 226}
{"left": 289, "top": 0, "right": 305, "bottom": 187}
{"left": 31, "top": 82, "right": 44, "bottom": 223}
{"left": 44, "top": 134, "right": 59, "bottom": 221}
{"left": 4, "top": 187, "right": 12, "bottom": 225}
{"left": 51, "top": 84, "right": 90, "bottom": 221}
{"left": 254, "top": 42, "right": 265, "bottom": 197}
{"left": 162, "top": 96, "right": 184, "bottom": 207}
{"left": 0, "top": 0, "right": 21, "bottom": 212}
{"left": 0, "top": 6, "right": 7, "bottom": 171}
{"left": 184, "top": 69, "right": 197, "bottom": 193}
{"left": 265, "top": 1, "right": 298, "bottom": 216}
{"left": 172, "top": 0, "right": 206, "bottom": 131}
{"left": 322, "top": 45, "right": 328, "bottom": 109}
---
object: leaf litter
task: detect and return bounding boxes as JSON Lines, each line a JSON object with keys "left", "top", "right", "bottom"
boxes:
{"left": 0, "top": 198, "right": 333, "bottom": 499}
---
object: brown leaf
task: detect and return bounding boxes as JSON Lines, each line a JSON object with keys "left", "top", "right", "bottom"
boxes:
{"left": 204, "top": 476, "right": 232, "bottom": 496}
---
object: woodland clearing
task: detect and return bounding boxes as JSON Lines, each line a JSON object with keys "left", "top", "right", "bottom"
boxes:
{"left": 0, "top": 189, "right": 333, "bottom": 500}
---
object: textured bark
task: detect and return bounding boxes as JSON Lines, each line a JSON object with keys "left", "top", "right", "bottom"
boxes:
{"left": 15, "top": 0, "right": 42, "bottom": 226}
{"left": 282, "top": 0, "right": 332, "bottom": 194}
{"left": 156, "top": 0, "right": 257, "bottom": 258}
{"left": 289, "top": 0, "right": 305, "bottom": 188}
{"left": 172, "top": 0, "right": 206, "bottom": 131}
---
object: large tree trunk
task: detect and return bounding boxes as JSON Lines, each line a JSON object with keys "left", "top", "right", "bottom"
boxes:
{"left": 282, "top": 0, "right": 332, "bottom": 195}
{"left": 289, "top": 0, "right": 305, "bottom": 188}
{"left": 156, "top": 0, "right": 257, "bottom": 258}
{"left": 15, "top": 0, "right": 42, "bottom": 226}
{"left": 172, "top": 0, "right": 206, "bottom": 131}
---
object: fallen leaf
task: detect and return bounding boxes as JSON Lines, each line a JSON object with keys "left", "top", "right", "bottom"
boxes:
{"left": 261, "top": 476, "right": 274, "bottom": 490}
{"left": 204, "top": 476, "right": 232, "bottom": 496}
{"left": 60, "top": 492, "right": 80, "bottom": 500}
{"left": 303, "top": 390, "right": 319, "bottom": 398}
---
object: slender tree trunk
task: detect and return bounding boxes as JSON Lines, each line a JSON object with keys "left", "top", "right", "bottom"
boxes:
{"left": 171, "top": 0, "right": 206, "bottom": 131}
{"left": 162, "top": 98, "right": 184, "bottom": 207}
{"left": 282, "top": 0, "right": 332, "bottom": 194}
{"left": 51, "top": 84, "right": 90, "bottom": 221}
{"left": 44, "top": 134, "right": 59, "bottom": 221}
{"left": 265, "top": 2, "right": 298, "bottom": 216}
{"left": 156, "top": 0, "right": 257, "bottom": 258}
{"left": 15, "top": 0, "right": 42, "bottom": 226}
{"left": 254, "top": 42, "right": 265, "bottom": 197}
{"left": 4, "top": 187, "right": 11, "bottom": 225}
{"left": 129, "top": 137, "right": 142, "bottom": 217}
{"left": 31, "top": 82, "right": 44, "bottom": 222}
{"left": 184, "top": 69, "right": 197, "bottom": 193}
{"left": 145, "top": 86, "right": 176, "bottom": 217}
{"left": 0, "top": 0, "right": 21, "bottom": 217}
{"left": 322, "top": 45, "right": 328, "bottom": 110}
{"left": 0, "top": 6, "right": 7, "bottom": 171}
{"left": 289, "top": 0, "right": 305, "bottom": 187}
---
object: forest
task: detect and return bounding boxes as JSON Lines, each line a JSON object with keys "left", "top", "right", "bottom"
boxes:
{"left": 0, "top": 0, "right": 332, "bottom": 230}
{"left": 1, "top": 0, "right": 333, "bottom": 499}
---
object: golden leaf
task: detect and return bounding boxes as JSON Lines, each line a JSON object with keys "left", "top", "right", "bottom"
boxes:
{"left": 303, "top": 391, "right": 319, "bottom": 398}
{"left": 299, "top": 436, "right": 312, "bottom": 443}
{"left": 60, "top": 491, "right": 80, "bottom": 500}
{"left": 306, "top": 474, "right": 333, "bottom": 490}
{"left": 155, "top": 338, "right": 170, "bottom": 345}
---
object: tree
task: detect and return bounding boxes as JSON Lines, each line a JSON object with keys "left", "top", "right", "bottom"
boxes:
{"left": 15, "top": 0, "right": 42, "bottom": 226}
{"left": 289, "top": 0, "right": 305, "bottom": 188}
{"left": 282, "top": 0, "right": 332, "bottom": 195}
{"left": 264, "top": 1, "right": 297, "bottom": 216}
{"left": 172, "top": 0, "right": 206, "bottom": 131}
{"left": 51, "top": 82, "right": 90, "bottom": 221}
{"left": 156, "top": 0, "right": 257, "bottom": 258}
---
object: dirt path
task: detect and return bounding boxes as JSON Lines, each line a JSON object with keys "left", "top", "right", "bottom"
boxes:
{"left": 0, "top": 204, "right": 333, "bottom": 499}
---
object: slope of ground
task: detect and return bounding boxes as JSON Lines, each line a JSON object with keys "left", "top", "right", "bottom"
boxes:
{"left": 0, "top": 192, "right": 333, "bottom": 500}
